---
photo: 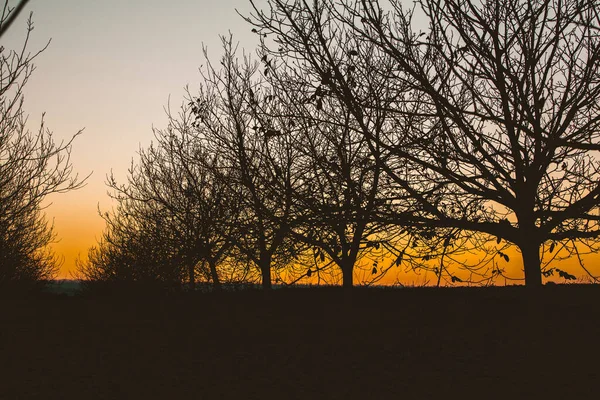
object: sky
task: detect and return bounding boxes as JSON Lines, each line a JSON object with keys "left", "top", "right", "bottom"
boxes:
{"left": 2, "top": 0, "right": 264, "bottom": 278}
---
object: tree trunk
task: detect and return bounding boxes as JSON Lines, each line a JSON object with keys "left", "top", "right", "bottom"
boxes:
{"left": 261, "top": 263, "right": 272, "bottom": 290}
{"left": 258, "top": 249, "right": 273, "bottom": 290}
{"left": 188, "top": 264, "right": 195, "bottom": 291}
{"left": 520, "top": 242, "right": 542, "bottom": 288}
{"left": 341, "top": 263, "right": 354, "bottom": 288}
{"left": 208, "top": 260, "right": 221, "bottom": 291}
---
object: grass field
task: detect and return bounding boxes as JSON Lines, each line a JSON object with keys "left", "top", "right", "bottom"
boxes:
{"left": 1, "top": 285, "right": 599, "bottom": 399}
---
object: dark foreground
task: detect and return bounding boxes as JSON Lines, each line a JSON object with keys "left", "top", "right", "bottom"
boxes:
{"left": 1, "top": 285, "right": 599, "bottom": 399}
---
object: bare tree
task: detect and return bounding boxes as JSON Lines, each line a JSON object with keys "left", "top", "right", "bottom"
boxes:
{"left": 0, "top": 201, "right": 57, "bottom": 282}
{"left": 120, "top": 108, "right": 247, "bottom": 289}
{"left": 77, "top": 201, "right": 185, "bottom": 286}
{"left": 258, "top": 56, "right": 392, "bottom": 288}
{"left": 189, "top": 36, "right": 300, "bottom": 289}
{"left": 0, "top": 4, "right": 85, "bottom": 285}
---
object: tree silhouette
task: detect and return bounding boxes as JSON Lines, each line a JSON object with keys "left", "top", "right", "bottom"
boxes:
{"left": 356, "top": 0, "right": 600, "bottom": 287}
{"left": 189, "top": 37, "right": 300, "bottom": 290}
{"left": 77, "top": 202, "right": 184, "bottom": 286}
{"left": 0, "top": 202, "right": 57, "bottom": 282}
{"left": 113, "top": 110, "right": 248, "bottom": 289}
{"left": 253, "top": 47, "right": 394, "bottom": 288}
{"left": 0, "top": 5, "right": 85, "bottom": 285}
{"left": 247, "top": 0, "right": 600, "bottom": 287}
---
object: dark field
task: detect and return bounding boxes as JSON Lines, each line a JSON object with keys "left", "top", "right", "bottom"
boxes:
{"left": 1, "top": 285, "right": 599, "bottom": 399}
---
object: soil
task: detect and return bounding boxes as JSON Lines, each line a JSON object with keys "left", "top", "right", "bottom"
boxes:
{"left": 1, "top": 285, "right": 599, "bottom": 399}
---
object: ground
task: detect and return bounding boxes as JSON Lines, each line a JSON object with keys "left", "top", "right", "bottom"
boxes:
{"left": 1, "top": 285, "right": 599, "bottom": 399}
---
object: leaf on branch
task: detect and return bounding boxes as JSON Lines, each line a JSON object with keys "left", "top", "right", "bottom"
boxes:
{"left": 372, "top": 267, "right": 378, "bottom": 274}
{"left": 307, "top": 269, "right": 312, "bottom": 277}
{"left": 395, "top": 252, "right": 404, "bottom": 266}
{"left": 496, "top": 236, "right": 501, "bottom": 244}
{"left": 549, "top": 242, "right": 555, "bottom": 253}
{"left": 265, "top": 129, "right": 281, "bottom": 138}
{"left": 316, "top": 98, "right": 323, "bottom": 111}
{"left": 443, "top": 236, "right": 452, "bottom": 247}
{"left": 451, "top": 275, "right": 463, "bottom": 283}
{"left": 556, "top": 269, "right": 576, "bottom": 280}
{"left": 542, "top": 268, "right": 554, "bottom": 277}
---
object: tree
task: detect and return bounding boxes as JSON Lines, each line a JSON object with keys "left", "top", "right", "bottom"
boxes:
{"left": 189, "top": 37, "right": 300, "bottom": 289}
{"left": 111, "top": 108, "right": 248, "bottom": 289}
{"left": 0, "top": 202, "right": 57, "bottom": 282}
{"left": 254, "top": 48, "right": 392, "bottom": 288}
{"left": 248, "top": 0, "right": 600, "bottom": 287}
{"left": 0, "top": 3, "right": 85, "bottom": 285}
{"left": 352, "top": 0, "right": 600, "bottom": 287}
{"left": 77, "top": 202, "right": 185, "bottom": 286}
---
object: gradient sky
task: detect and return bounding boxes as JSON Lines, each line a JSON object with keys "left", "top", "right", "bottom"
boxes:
{"left": 2, "top": 0, "right": 597, "bottom": 283}
{"left": 2, "top": 0, "right": 263, "bottom": 278}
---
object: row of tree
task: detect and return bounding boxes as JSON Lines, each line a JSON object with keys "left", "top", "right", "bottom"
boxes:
{"left": 78, "top": 0, "right": 600, "bottom": 290}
